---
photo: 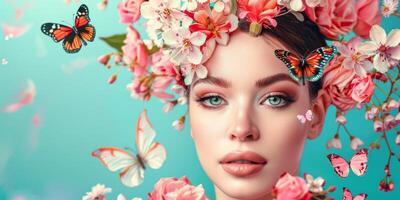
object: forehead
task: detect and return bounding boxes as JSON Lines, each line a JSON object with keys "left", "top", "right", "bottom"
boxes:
{"left": 204, "top": 30, "right": 291, "bottom": 83}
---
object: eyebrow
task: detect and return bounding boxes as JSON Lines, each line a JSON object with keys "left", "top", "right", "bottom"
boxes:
{"left": 191, "top": 73, "right": 299, "bottom": 89}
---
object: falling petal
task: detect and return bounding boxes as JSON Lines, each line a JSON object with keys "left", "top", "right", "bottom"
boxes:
{"left": 2, "top": 23, "right": 32, "bottom": 39}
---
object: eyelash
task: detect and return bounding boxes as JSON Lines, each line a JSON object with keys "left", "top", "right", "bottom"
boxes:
{"left": 195, "top": 93, "right": 295, "bottom": 109}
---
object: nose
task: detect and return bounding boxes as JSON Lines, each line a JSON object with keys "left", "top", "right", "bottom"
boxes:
{"left": 229, "top": 104, "right": 260, "bottom": 142}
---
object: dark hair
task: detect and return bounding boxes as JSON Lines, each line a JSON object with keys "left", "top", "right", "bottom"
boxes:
{"left": 238, "top": 13, "right": 327, "bottom": 99}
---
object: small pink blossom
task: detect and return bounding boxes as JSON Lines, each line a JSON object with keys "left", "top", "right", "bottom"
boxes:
{"left": 2, "top": 79, "right": 36, "bottom": 113}
{"left": 326, "top": 135, "right": 342, "bottom": 149}
{"left": 273, "top": 172, "right": 312, "bottom": 200}
{"left": 382, "top": 99, "right": 399, "bottom": 112}
{"left": 384, "top": 114, "right": 396, "bottom": 130}
{"left": 140, "top": 0, "right": 186, "bottom": 29}
{"left": 335, "top": 112, "right": 346, "bottom": 125}
{"left": 98, "top": 0, "right": 109, "bottom": 11}
{"left": 350, "top": 136, "right": 364, "bottom": 150}
{"left": 162, "top": 100, "right": 177, "bottom": 113}
{"left": 381, "top": 0, "right": 399, "bottom": 17}
{"left": 118, "top": 0, "right": 144, "bottom": 24}
{"left": 127, "top": 76, "right": 174, "bottom": 101}
{"left": 98, "top": 54, "right": 111, "bottom": 66}
{"left": 181, "top": 63, "right": 208, "bottom": 85}
{"left": 374, "top": 120, "right": 384, "bottom": 132}
{"left": 365, "top": 106, "right": 378, "bottom": 120}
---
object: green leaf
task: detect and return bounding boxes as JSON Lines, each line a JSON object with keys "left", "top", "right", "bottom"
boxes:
{"left": 100, "top": 34, "right": 126, "bottom": 53}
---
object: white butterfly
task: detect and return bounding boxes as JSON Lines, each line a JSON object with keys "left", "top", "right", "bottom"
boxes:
{"left": 92, "top": 109, "right": 167, "bottom": 187}
{"left": 297, "top": 109, "right": 313, "bottom": 124}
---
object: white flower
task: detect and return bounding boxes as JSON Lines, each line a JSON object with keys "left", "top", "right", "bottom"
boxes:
{"left": 326, "top": 136, "right": 342, "bottom": 149}
{"left": 82, "top": 184, "right": 112, "bottom": 200}
{"left": 358, "top": 25, "right": 400, "bottom": 73}
{"left": 334, "top": 37, "right": 373, "bottom": 78}
{"left": 182, "top": 0, "right": 200, "bottom": 11}
{"left": 163, "top": 29, "right": 207, "bottom": 65}
{"left": 181, "top": 63, "right": 208, "bottom": 85}
{"left": 304, "top": 173, "right": 325, "bottom": 193}
{"left": 277, "top": 0, "right": 304, "bottom": 11}
{"left": 141, "top": 0, "right": 184, "bottom": 30}
{"left": 382, "top": 0, "right": 399, "bottom": 17}
{"left": 350, "top": 137, "right": 364, "bottom": 150}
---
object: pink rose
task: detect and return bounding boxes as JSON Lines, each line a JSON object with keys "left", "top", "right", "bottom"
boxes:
{"left": 148, "top": 176, "right": 209, "bottom": 200}
{"left": 273, "top": 173, "right": 312, "bottom": 200}
{"left": 122, "top": 26, "right": 149, "bottom": 76}
{"left": 323, "top": 56, "right": 358, "bottom": 111}
{"left": 118, "top": 0, "right": 144, "bottom": 24}
{"left": 304, "top": 0, "right": 357, "bottom": 39}
{"left": 346, "top": 75, "right": 375, "bottom": 103}
{"left": 353, "top": 0, "right": 381, "bottom": 39}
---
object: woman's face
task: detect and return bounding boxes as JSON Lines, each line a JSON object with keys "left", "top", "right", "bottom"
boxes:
{"left": 189, "top": 31, "right": 322, "bottom": 199}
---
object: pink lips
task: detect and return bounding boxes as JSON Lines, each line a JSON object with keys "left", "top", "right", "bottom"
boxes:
{"left": 220, "top": 151, "right": 267, "bottom": 177}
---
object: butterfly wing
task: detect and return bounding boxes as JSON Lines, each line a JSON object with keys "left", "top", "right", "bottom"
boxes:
{"left": 304, "top": 46, "right": 337, "bottom": 82}
{"left": 62, "top": 32, "right": 82, "bottom": 53}
{"left": 350, "top": 148, "right": 368, "bottom": 176}
{"left": 41, "top": 23, "right": 73, "bottom": 43}
{"left": 92, "top": 147, "right": 144, "bottom": 187}
{"left": 136, "top": 110, "right": 166, "bottom": 169}
{"left": 77, "top": 24, "right": 96, "bottom": 42}
{"left": 342, "top": 187, "right": 353, "bottom": 200}
{"left": 327, "top": 154, "right": 350, "bottom": 178}
{"left": 75, "top": 4, "right": 90, "bottom": 28}
{"left": 274, "top": 50, "right": 303, "bottom": 82}
{"left": 353, "top": 194, "right": 368, "bottom": 200}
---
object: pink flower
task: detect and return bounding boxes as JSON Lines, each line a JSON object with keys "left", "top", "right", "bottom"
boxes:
{"left": 127, "top": 76, "right": 174, "bottom": 101}
{"left": 163, "top": 29, "right": 207, "bottom": 65}
{"left": 237, "top": 0, "right": 281, "bottom": 28}
{"left": 323, "top": 57, "right": 358, "bottom": 111}
{"left": 382, "top": 99, "right": 400, "bottom": 112}
{"left": 365, "top": 106, "right": 378, "bottom": 120}
{"left": 140, "top": 0, "right": 186, "bottom": 29}
{"left": 373, "top": 120, "right": 384, "bottom": 132}
{"left": 346, "top": 75, "right": 375, "bottom": 103}
{"left": 190, "top": 8, "right": 238, "bottom": 45}
{"left": 353, "top": 0, "right": 381, "bottom": 39}
{"left": 2, "top": 79, "right": 36, "bottom": 113}
{"left": 334, "top": 37, "right": 373, "bottom": 78}
{"left": 122, "top": 26, "right": 149, "bottom": 76}
{"left": 273, "top": 173, "right": 312, "bottom": 200}
{"left": 304, "top": 0, "right": 357, "bottom": 40}
{"left": 148, "top": 176, "right": 209, "bottom": 200}
{"left": 118, "top": 0, "right": 144, "bottom": 24}
{"left": 358, "top": 25, "right": 400, "bottom": 73}
{"left": 350, "top": 136, "right": 364, "bottom": 150}
{"left": 381, "top": 0, "right": 399, "bottom": 17}
{"left": 326, "top": 135, "right": 342, "bottom": 149}
{"left": 335, "top": 111, "right": 346, "bottom": 125}
{"left": 181, "top": 63, "right": 208, "bottom": 85}
{"left": 384, "top": 114, "right": 396, "bottom": 130}
{"left": 98, "top": 54, "right": 111, "bottom": 66}
{"left": 151, "top": 51, "right": 178, "bottom": 77}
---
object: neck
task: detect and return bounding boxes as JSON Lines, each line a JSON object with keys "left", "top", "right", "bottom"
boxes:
{"left": 214, "top": 185, "right": 273, "bottom": 200}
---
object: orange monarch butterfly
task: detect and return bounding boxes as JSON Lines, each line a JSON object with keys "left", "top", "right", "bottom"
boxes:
{"left": 274, "top": 46, "right": 337, "bottom": 85}
{"left": 41, "top": 4, "right": 95, "bottom": 53}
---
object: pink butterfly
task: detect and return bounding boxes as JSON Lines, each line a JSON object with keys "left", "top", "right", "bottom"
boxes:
{"left": 327, "top": 148, "right": 368, "bottom": 178}
{"left": 297, "top": 109, "right": 313, "bottom": 123}
{"left": 92, "top": 110, "right": 167, "bottom": 187}
{"left": 342, "top": 187, "right": 367, "bottom": 200}
{"left": 2, "top": 79, "right": 36, "bottom": 113}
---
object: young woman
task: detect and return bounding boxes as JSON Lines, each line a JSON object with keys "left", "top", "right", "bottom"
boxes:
{"left": 188, "top": 14, "right": 331, "bottom": 200}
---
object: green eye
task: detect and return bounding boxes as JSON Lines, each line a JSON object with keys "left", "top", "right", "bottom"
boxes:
{"left": 261, "top": 95, "right": 293, "bottom": 108}
{"left": 196, "top": 95, "right": 226, "bottom": 108}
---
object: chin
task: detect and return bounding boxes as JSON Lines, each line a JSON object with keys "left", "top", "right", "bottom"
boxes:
{"left": 214, "top": 178, "right": 274, "bottom": 200}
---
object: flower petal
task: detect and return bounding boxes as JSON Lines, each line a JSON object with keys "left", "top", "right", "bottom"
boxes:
{"left": 386, "top": 29, "right": 400, "bottom": 47}
{"left": 190, "top": 32, "right": 207, "bottom": 46}
{"left": 370, "top": 25, "right": 387, "bottom": 45}
{"left": 188, "top": 47, "right": 203, "bottom": 64}
{"left": 196, "top": 65, "right": 208, "bottom": 79}
{"left": 388, "top": 46, "right": 400, "bottom": 60}
{"left": 358, "top": 41, "right": 379, "bottom": 55}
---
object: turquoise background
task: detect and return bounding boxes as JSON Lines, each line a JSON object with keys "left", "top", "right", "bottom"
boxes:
{"left": 0, "top": 0, "right": 399, "bottom": 199}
